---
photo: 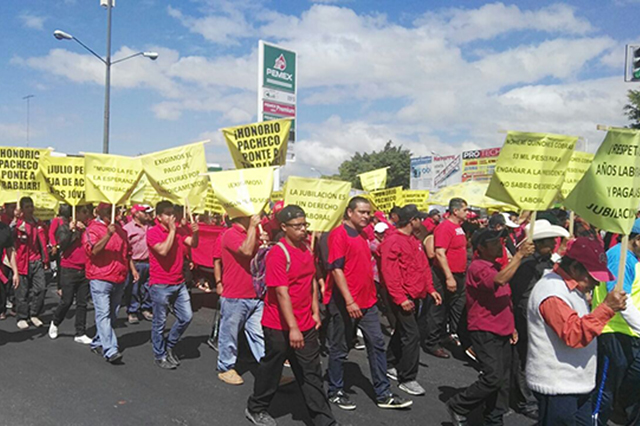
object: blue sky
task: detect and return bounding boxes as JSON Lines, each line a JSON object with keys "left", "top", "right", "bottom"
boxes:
{"left": 1, "top": 0, "right": 639, "bottom": 176}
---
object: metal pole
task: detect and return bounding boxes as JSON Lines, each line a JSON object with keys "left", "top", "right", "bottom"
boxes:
{"left": 23, "top": 95, "right": 34, "bottom": 147}
{"left": 103, "top": 0, "right": 112, "bottom": 154}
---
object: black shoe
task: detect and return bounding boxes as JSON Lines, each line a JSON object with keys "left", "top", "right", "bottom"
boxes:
{"left": 245, "top": 408, "right": 276, "bottom": 426}
{"left": 90, "top": 346, "right": 103, "bottom": 356}
{"left": 166, "top": 348, "right": 181, "bottom": 366}
{"left": 106, "top": 352, "right": 123, "bottom": 364}
{"left": 376, "top": 393, "right": 413, "bottom": 409}
{"left": 446, "top": 402, "right": 468, "bottom": 426}
{"left": 329, "top": 391, "right": 357, "bottom": 411}
{"left": 155, "top": 358, "right": 177, "bottom": 370}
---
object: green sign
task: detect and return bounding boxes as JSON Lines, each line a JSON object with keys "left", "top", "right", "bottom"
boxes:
{"left": 263, "top": 44, "right": 296, "bottom": 93}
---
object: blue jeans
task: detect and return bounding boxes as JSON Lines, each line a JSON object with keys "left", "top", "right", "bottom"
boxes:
{"left": 149, "top": 283, "right": 193, "bottom": 360}
{"left": 217, "top": 297, "right": 264, "bottom": 372}
{"left": 326, "top": 292, "right": 391, "bottom": 400}
{"left": 90, "top": 280, "right": 125, "bottom": 358}
{"left": 125, "top": 261, "right": 152, "bottom": 314}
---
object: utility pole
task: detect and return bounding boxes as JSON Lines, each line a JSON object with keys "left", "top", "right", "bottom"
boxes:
{"left": 103, "top": 0, "right": 113, "bottom": 154}
{"left": 23, "top": 94, "right": 35, "bottom": 147}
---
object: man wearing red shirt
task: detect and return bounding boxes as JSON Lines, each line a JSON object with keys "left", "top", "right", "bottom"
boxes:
{"left": 421, "top": 209, "right": 441, "bottom": 233}
{"left": 217, "top": 214, "right": 264, "bottom": 385}
{"left": 84, "top": 203, "right": 137, "bottom": 364}
{"left": 147, "top": 201, "right": 199, "bottom": 370}
{"left": 14, "top": 196, "right": 49, "bottom": 330}
{"left": 207, "top": 218, "right": 231, "bottom": 352}
{"left": 446, "top": 228, "right": 533, "bottom": 426}
{"left": 246, "top": 205, "right": 337, "bottom": 426}
{"left": 325, "top": 196, "right": 412, "bottom": 411}
{"left": 424, "top": 197, "right": 468, "bottom": 358}
{"left": 49, "top": 204, "right": 92, "bottom": 344}
{"left": 381, "top": 204, "right": 441, "bottom": 396}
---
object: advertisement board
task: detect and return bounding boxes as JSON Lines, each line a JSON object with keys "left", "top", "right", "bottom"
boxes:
{"left": 461, "top": 147, "right": 501, "bottom": 182}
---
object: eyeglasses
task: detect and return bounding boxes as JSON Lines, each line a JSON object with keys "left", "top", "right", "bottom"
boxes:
{"left": 285, "top": 222, "right": 310, "bottom": 230}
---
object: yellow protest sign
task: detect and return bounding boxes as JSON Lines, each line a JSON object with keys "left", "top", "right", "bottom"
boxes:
{"left": 222, "top": 119, "right": 291, "bottom": 168}
{"left": 207, "top": 167, "right": 274, "bottom": 219}
{"left": 565, "top": 128, "right": 640, "bottom": 234}
{"left": 194, "top": 188, "right": 225, "bottom": 215}
{"left": 370, "top": 186, "right": 403, "bottom": 213}
{"left": 284, "top": 177, "right": 351, "bottom": 232}
{"left": 41, "top": 154, "right": 86, "bottom": 206}
{"left": 0, "top": 146, "right": 50, "bottom": 194}
{"left": 139, "top": 141, "right": 209, "bottom": 207}
{"left": 271, "top": 190, "right": 284, "bottom": 202}
{"left": 560, "top": 151, "right": 594, "bottom": 199}
{"left": 486, "top": 131, "right": 577, "bottom": 210}
{"left": 129, "top": 174, "right": 163, "bottom": 207}
{"left": 358, "top": 167, "right": 388, "bottom": 191}
{"left": 402, "top": 189, "right": 430, "bottom": 210}
{"left": 85, "top": 153, "right": 143, "bottom": 205}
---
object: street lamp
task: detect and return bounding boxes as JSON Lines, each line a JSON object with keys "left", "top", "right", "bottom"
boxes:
{"left": 53, "top": 2, "right": 158, "bottom": 154}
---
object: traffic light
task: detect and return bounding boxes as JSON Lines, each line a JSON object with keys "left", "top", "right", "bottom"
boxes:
{"left": 626, "top": 45, "right": 640, "bottom": 82}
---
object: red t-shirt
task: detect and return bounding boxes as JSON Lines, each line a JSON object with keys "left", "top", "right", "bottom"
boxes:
{"left": 221, "top": 223, "right": 258, "bottom": 299}
{"left": 324, "top": 224, "right": 377, "bottom": 309}
{"left": 147, "top": 221, "right": 187, "bottom": 285}
{"left": 262, "top": 239, "right": 316, "bottom": 332}
{"left": 83, "top": 219, "right": 131, "bottom": 283}
{"left": 49, "top": 217, "right": 63, "bottom": 247}
{"left": 465, "top": 259, "right": 514, "bottom": 336}
{"left": 212, "top": 228, "right": 228, "bottom": 260}
{"left": 434, "top": 219, "right": 467, "bottom": 274}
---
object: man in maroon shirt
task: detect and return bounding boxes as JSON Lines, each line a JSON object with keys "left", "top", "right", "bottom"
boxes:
{"left": 424, "top": 197, "right": 468, "bottom": 358}
{"left": 147, "top": 201, "right": 199, "bottom": 370}
{"left": 447, "top": 228, "right": 533, "bottom": 426}
{"left": 381, "top": 204, "right": 442, "bottom": 396}
{"left": 246, "top": 205, "right": 337, "bottom": 426}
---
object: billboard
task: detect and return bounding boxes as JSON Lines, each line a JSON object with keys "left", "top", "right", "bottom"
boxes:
{"left": 410, "top": 156, "right": 433, "bottom": 190}
{"left": 461, "top": 148, "right": 501, "bottom": 182}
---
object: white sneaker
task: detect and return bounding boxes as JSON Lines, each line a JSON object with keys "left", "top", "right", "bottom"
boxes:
{"left": 30, "top": 316, "right": 43, "bottom": 327}
{"left": 17, "top": 320, "right": 29, "bottom": 329}
{"left": 48, "top": 322, "right": 59, "bottom": 339}
{"left": 74, "top": 335, "right": 92, "bottom": 345}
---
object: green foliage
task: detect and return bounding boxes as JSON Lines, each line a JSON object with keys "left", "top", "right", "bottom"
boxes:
{"left": 624, "top": 89, "right": 640, "bottom": 130}
{"left": 328, "top": 141, "right": 412, "bottom": 190}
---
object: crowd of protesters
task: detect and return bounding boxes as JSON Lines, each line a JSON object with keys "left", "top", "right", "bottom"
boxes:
{"left": 1, "top": 194, "right": 639, "bottom": 426}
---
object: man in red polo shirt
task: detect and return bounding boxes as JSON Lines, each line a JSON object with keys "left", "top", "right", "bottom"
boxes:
{"left": 147, "top": 201, "right": 199, "bottom": 370}
{"left": 447, "top": 228, "right": 533, "bottom": 426}
{"left": 424, "top": 197, "right": 468, "bottom": 358}
{"left": 246, "top": 205, "right": 337, "bottom": 426}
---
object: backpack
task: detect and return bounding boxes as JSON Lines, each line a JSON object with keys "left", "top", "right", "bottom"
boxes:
{"left": 250, "top": 242, "right": 290, "bottom": 300}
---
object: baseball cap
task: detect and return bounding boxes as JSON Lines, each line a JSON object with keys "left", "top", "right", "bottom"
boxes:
{"left": 398, "top": 204, "right": 427, "bottom": 223}
{"left": 132, "top": 204, "right": 153, "bottom": 214}
{"left": 565, "top": 237, "right": 615, "bottom": 282}
{"left": 272, "top": 200, "right": 285, "bottom": 214}
{"left": 471, "top": 228, "right": 504, "bottom": 250}
{"left": 374, "top": 222, "right": 389, "bottom": 234}
{"left": 428, "top": 209, "right": 440, "bottom": 217}
{"left": 97, "top": 202, "right": 111, "bottom": 211}
{"left": 277, "top": 205, "right": 306, "bottom": 223}
{"left": 631, "top": 218, "right": 640, "bottom": 235}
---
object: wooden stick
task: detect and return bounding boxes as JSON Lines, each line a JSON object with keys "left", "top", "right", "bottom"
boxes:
{"left": 184, "top": 197, "right": 194, "bottom": 223}
{"left": 111, "top": 204, "right": 116, "bottom": 224}
{"left": 72, "top": 204, "right": 76, "bottom": 223}
{"left": 527, "top": 211, "right": 537, "bottom": 242}
{"left": 568, "top": 211, "right": 575, "bottom": 236}
{"left": 616, "top": 234, "right": 629, "bottom": 291}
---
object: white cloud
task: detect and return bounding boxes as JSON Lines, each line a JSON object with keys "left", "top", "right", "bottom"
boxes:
{"left": 0, "top": 123, "right": 27, "bottom": 141}
{"left": 19, "top": 13, "right": 47, "bottom": 31}
{"left": 167, "top": 6, "right": 254, "bottom": 46}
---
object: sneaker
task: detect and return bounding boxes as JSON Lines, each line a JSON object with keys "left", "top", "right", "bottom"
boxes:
{"left": 465, "top": 346, "right": 478, "bottom": 362}
{"left": 30, "top": 316, "right": 43, "bottom": 327}
{"left": 48, "top": 322, "right": 59, "bottom": 339}
{"left": 354, "top": 339, "right": 365, "bottom": 350}
{"left": 74, "top": 335, "right": 92, "bottom": 345}
{"left": 128, "top": 314, "right": 139, "bottom": 324}
{"left": 207, "top": 337, "right": 218, "bottom": 352}
{"left": 447, "top": 333, "right": 462, "bottom": 347}
{"left": 386, "top": 367, "right": 398, "bottom": 381}
{"left": 376, "top": 394, "right": 413, "bottom": 409}
{"left": 166, "top": 348, "right": 181, "bottom": 366}
{"left": 91, "top": 346, "right": 103, "bottom": 356}
{"left": 245, "top": 408, "right": 277, "bottom": 426}
{"left": 106, "top": 352, "right": 123, "bottom": 364}
{"left": 329, "top": 391, "right": 357, "bottom": 411}
{"left": 17, "top": 320, "right": 29, "bottom": 330}
{"left": 0, "top": 313, "right": 6, "bottom": 320}
{"left": 218, "top": 369, "right": 244, "bottom": 385}
{"left": 155, "top": 358, "right": 177, "bottom": 370}
{"left": 446, "top": 402, "right": 468, "bottom": 426}
{"left": 399, "top": 380, "right": 425, "bottom": 396}
{"left": 141, "top": 310, "right": 153, "bottom": 321}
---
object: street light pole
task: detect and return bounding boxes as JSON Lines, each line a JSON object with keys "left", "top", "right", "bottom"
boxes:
{"left": 23, "top": 95, "right": 34, "bottom": 147}
{"left": 103, "top": 0, "right": 112, "bottom": 154}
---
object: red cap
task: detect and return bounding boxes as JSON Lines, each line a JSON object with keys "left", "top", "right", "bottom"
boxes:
{"left": 131, "top": 204, "right": 152, "bottom": 213}
{"left": 467, "top": 211, "right": 479, "bottom": 219}
{"left": 565, "top": 237, "right": 615, "bottom": 282}
{"left": 97, "top": 202, "right": 111, "bottom": 211}
{"left": 273, "top": 200, "right": 284, "bottom": 213}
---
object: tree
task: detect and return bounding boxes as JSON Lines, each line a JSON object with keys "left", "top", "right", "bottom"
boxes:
{"left": 329, "top": 141, "right": 412, "bottom": 190}
{"left": 624, "top": 89, "right": 640, "bottom": 130}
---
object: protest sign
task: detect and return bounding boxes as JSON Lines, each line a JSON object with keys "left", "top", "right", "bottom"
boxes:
{"left": 129, "top": 174, "right": 163, "bottom": 207}
{"left": 560, "top": 151, "right": 594, "bottom": 199}
{"left": 271, "top": 190, "right": 284, "bottom": 202}
{"left": 30, "top": 191, "right": 60, "bottom": 221}
{"left": 194, "top": 189, "right": 225, "bottom": 215}
{"left": 41, "top": 154, "right": 86, "bottom": 206}
{"left": 564, "top": 128, "right": 640, "bottom": 234}
{"left": 358, "top": 167, "right": 388, "bottom": 192}
{"left": 284, "top": 176, "right": 351, "bottom": 232}
{"left": 0, "top": 146, "right": 49, "bottom": 195}
{"left": 140, "top": 141, "right": 209, "bottom": 207}
{"left": 207, "top": 167, "right": 274, "bottom": 219}
{"left": 402, "top": 189, "right": 430, "bottom": 210}
{"left": 486, "top": 131, "right": 577, "bottom": 210}
{"left": 222, "top": 119, "right": 291, "bottom": 169}
{"left": 85, "top": 153, "right": 143, "bottom": 205}
{"left": 370, "top": 186, "right": 403, "bottom": 213}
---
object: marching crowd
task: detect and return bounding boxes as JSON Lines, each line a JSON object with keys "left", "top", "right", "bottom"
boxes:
{"left": 1, "top": 194, "right": 639, "bottom": 426}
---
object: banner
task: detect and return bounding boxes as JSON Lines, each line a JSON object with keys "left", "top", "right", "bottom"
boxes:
{"left": 222, "top": 119, "right": 291, "bottom": 169}
{"left": 357, "top": 167, "right": 388, "bottom": 192}
{"left": 85, "top": 153, "right": 143, "bottom": 205}
{"left": 560, "top": 151, "right": 594, "bottom": 199}
{"left": 41, "top": 154, "right": 86, "bottom": 206}
{"left": 565, "top": 129, "right": 640, "bottom": 234}
{"left": 194, "top": 189, "right": 225, "bottom": 215}
{"left": 129, "top": 174, "right": 162, "bottom": 207}
{"left": 139, "top": 141, "right": 209, "bottom": 207}
{"left": 0, "top": 146, "right": 49, "bottom": 194}
{"left": 402, "top": 189, "right": 430, "bottom": 210}
{"left": 283, "top": 176, "right": 351, "bottom": 232}
{"left": 207, "top": 167, "right": 274, "bottom": 219}
{"left": 486, "top": 131, "right": 577, "bottom": 210}
{"left": 29, "top": 191, "right": 60, "bottom": 221}
{"left": 461, "top": 148, "right": 501, "bottom": 182}
{"left": 370, "top": 186, "right": 403, "bottom": 213}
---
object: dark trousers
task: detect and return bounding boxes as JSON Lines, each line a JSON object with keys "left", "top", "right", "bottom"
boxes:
{"left": 52, "top": 267, "right": 89, "bottom": 336}
{"left": 594, "top": 333, "right": 640, "bottom": 425}
{"left": 449, "top": 331, "right": 511, "bottom": 426}
{"left": 16, "top": 260, "right": 46, "bottom": 321}
{"left": 424, "top": 270, "right": 465, "bottom": 351}
{"left": 0, "top": 268, "right": 13, "bottom": 315}
{"left": 326, "top": 292, "right": 390, "bottom": 400}
{"left": 387, "top": 299, "right": 422, "bottom": 383}
{"left": 511, "top": 307, "right": 537, "bottom": 413}
{"left": 248, "top": 327, "right": 336, "bottom": 426}
{"left": 534, "top": 392, "right": 591, "bottom": 426}
{"left": 124, "top": 261, "right": 151, "bottom": 314}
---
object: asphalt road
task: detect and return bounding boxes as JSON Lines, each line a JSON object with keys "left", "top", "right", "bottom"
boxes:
{"left": 0, "top": 287, "right": 537, "bottom": 426}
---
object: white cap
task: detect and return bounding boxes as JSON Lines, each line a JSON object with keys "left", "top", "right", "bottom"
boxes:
{"left": 528, "top": 219, "right": 570, "bottom": 241}
{"left": 374, "top": 222, "right": 389, "bottom": 234}
{"left": 501, "top": 213, "right": 519, "bottom": 228}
